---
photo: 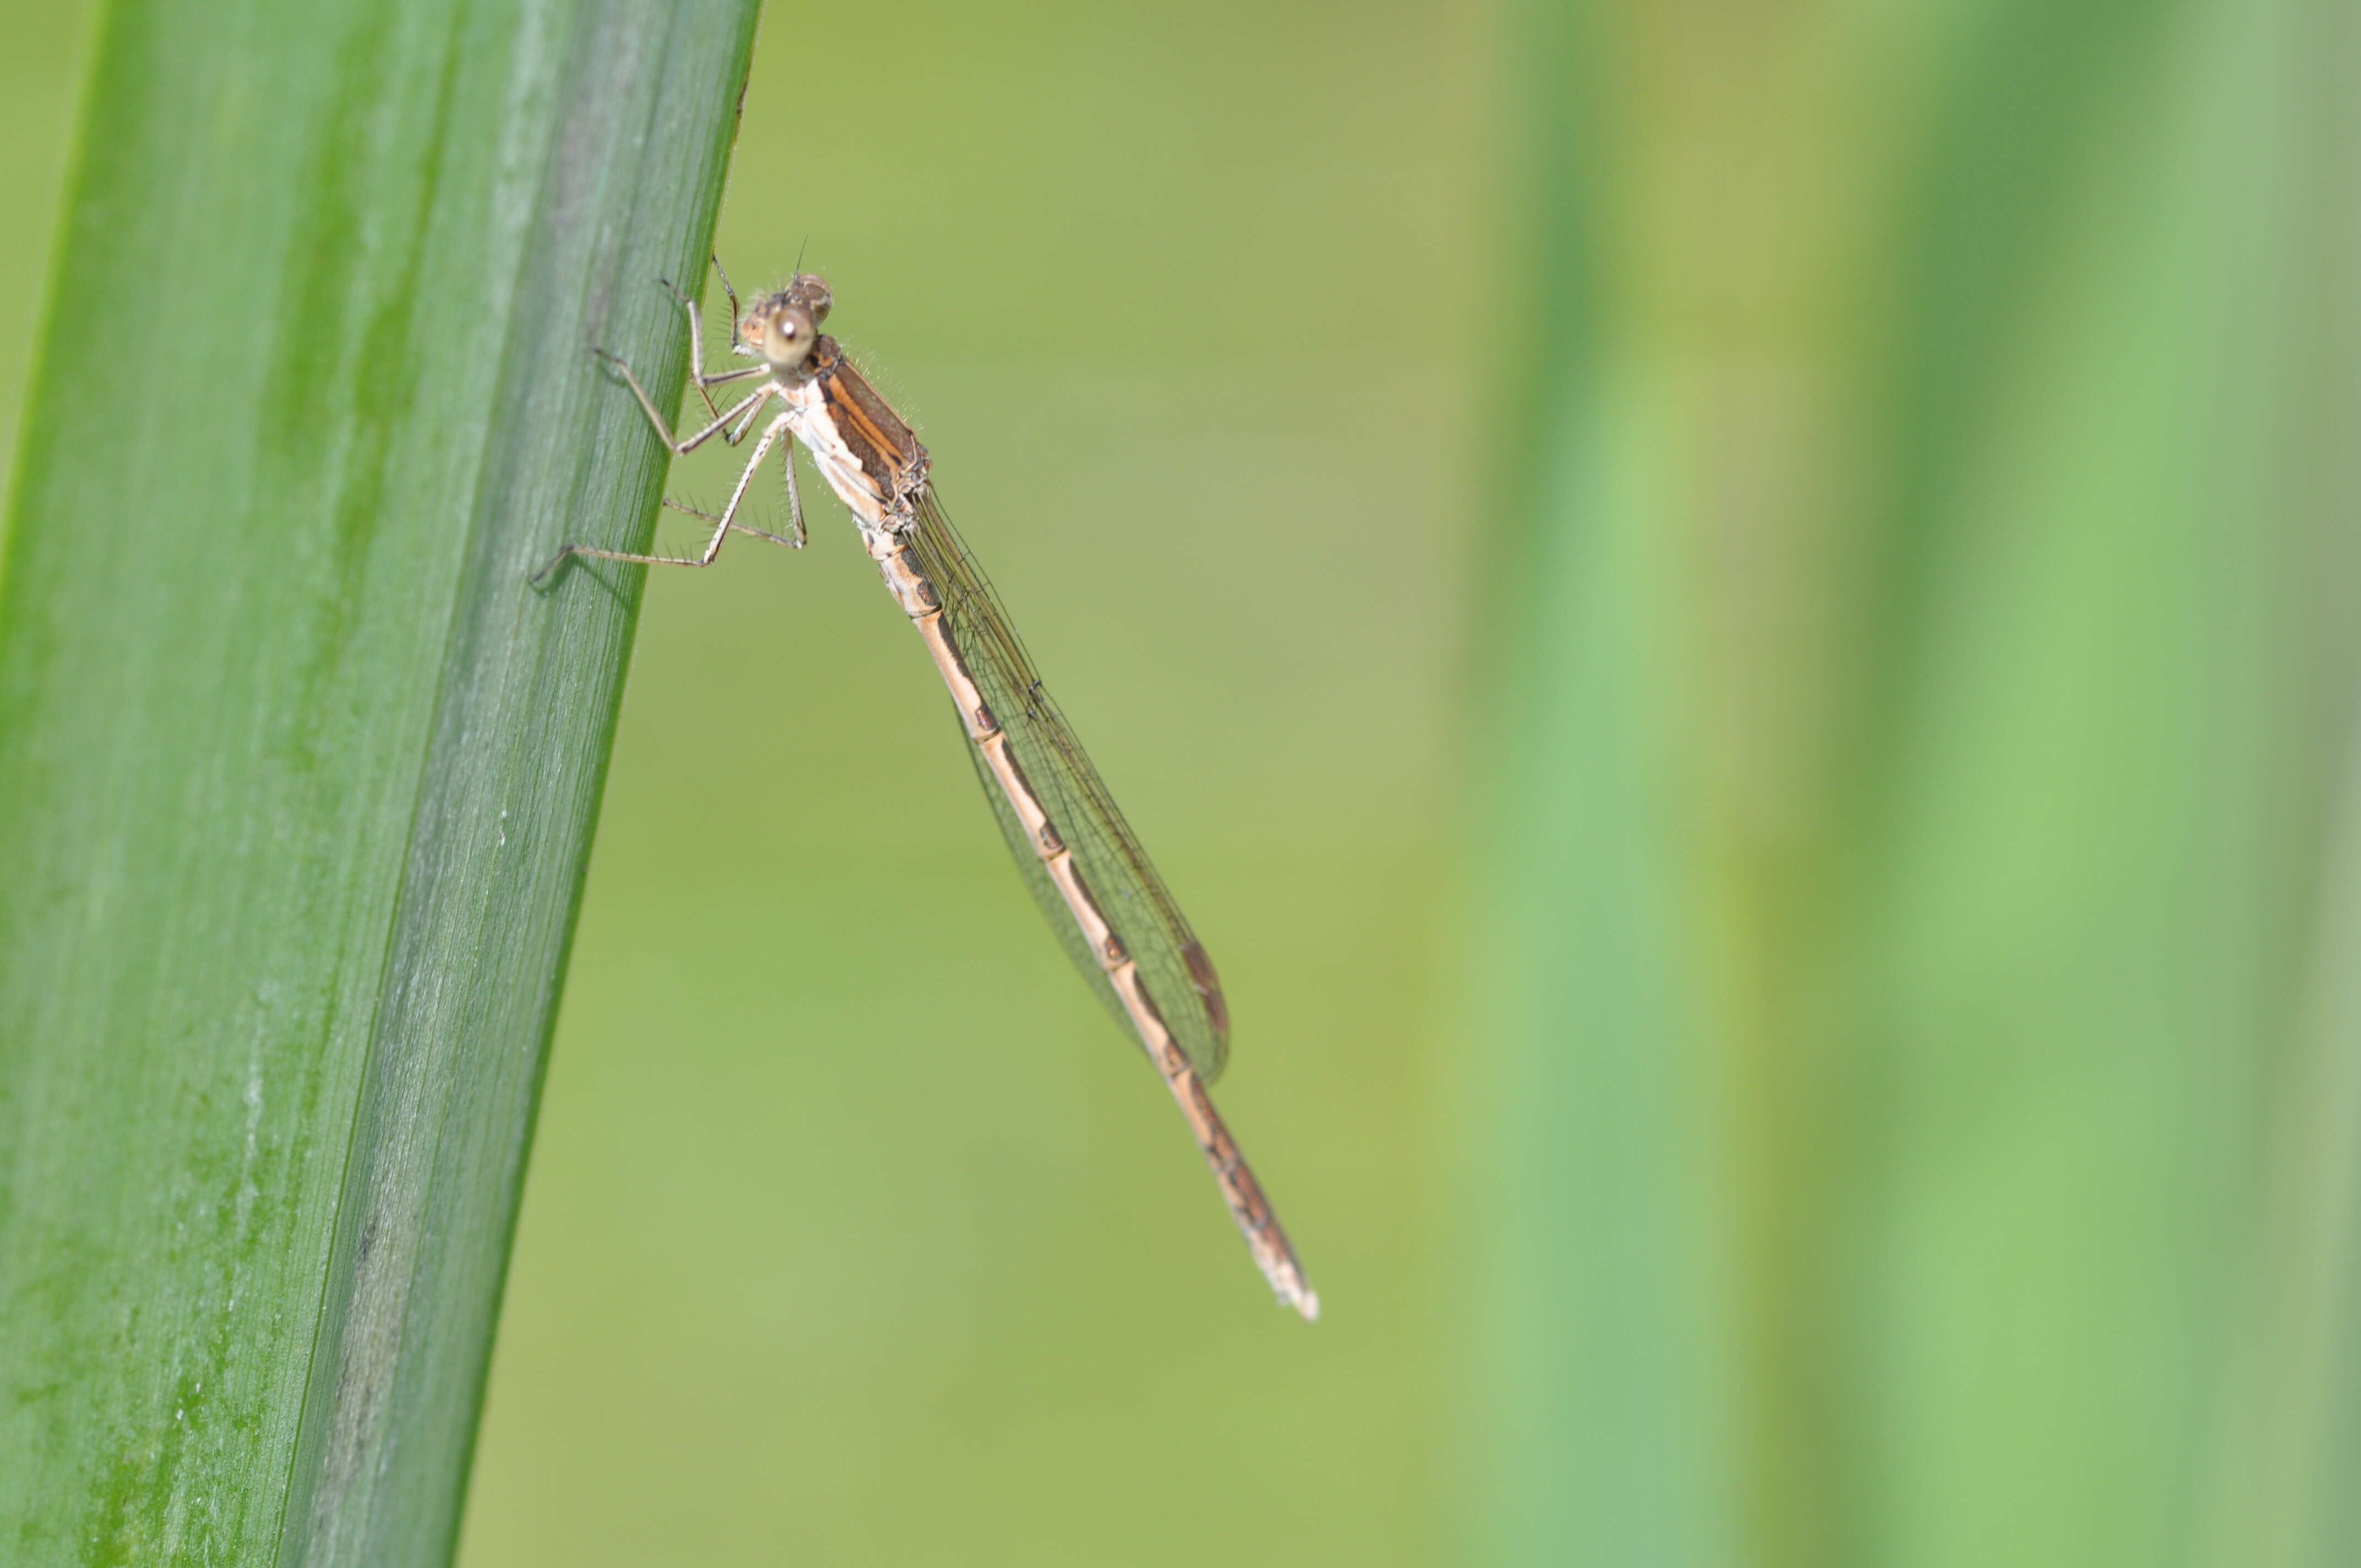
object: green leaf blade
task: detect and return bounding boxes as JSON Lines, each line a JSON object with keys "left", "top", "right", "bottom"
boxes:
{"left": 0, "top": 1, "right": 761, "bottom": 1561}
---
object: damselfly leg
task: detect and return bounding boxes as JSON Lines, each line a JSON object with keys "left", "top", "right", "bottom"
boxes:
{"left": 532, "top": 277, "right": 807, "bottom": 583}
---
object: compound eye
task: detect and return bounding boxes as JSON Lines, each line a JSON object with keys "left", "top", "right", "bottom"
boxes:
{"left": 766, "top": 304, "right": 817, "bottom": 366}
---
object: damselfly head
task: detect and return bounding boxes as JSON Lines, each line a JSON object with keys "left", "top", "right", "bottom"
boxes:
{"left": 784, "top": 272, "right": 833, "bottom": 325}
{"left": 740, "top": 296, "right": 819, "bottom": 372}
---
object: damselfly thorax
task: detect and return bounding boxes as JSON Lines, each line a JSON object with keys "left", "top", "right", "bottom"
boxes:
{"left": 782, "top": 339, "right": 927, "bottom": 535}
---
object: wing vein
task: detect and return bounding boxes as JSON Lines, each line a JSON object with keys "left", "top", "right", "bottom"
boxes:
{"left": 901, "top": 491, "right": 1230, "bottom": 1081}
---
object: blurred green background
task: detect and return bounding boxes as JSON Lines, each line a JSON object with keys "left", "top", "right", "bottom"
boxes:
{"left": 6, "top": 0, "right": 2355, "bottom": 1564}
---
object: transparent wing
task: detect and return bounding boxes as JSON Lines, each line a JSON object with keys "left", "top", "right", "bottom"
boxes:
{"left": 904, "top": 490, "right": 1231, "bottom": 1082}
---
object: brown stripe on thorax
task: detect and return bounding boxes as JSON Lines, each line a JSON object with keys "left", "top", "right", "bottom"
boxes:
{"left": 809, "top": 336, "right": 928, "bottom": 512}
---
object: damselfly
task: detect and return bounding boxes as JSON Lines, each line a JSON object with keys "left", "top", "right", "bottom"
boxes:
{"left": 538, "top": 265, "right": 1318, "bottom": 1320}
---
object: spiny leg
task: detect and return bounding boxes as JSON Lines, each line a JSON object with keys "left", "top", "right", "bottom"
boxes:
{"left": 691, "top": 360, "right": 770, "bottom": 421}
{"left": 660, "top": 498, "right": 798, "bottom": 550}
{"left": 726, "top": 388, "right": 771, "bottom": 444}
{"left": 654, "top": 273, "right": 769, "bottom": 395}
{"left": 592, "top": 350, "right": 773, "bottom": 456}
{"left": 659, "top": 391, "right": 801, "bottom": 549}
{"left": 780, "top": 424, "right": 806, "bottom": 546}
{"left": 711, "top": 255, "right": 743, "bottom": 352}
{"left": 531, "top": 410, "right": 791, "bottom": 582}
{"left": 654, "top": 271, "right": 767, "bottom": 420}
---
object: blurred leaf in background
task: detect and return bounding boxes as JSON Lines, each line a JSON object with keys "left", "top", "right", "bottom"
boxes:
{"left": 1465, "top": 1, "right": 2361, "bottom": 1567}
